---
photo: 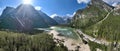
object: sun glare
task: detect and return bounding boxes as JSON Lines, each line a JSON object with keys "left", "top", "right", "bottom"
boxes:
{"left": 23, "top": 0, "right": 32, "bottom": 4}
{"left": 35, "top": 6, "right": 41, "bottom": 10}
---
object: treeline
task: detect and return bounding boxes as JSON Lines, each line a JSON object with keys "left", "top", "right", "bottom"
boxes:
{"left": 0, "top": 31, "right": 68, "bottom": 51}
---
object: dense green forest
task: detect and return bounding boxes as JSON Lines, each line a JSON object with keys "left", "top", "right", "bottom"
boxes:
{"left": 0, "top": 31, "right": 68, "bottom": 51}
{"left": 88, "top": 41, "right": 107, "bottom": 51}
{"left": 88, "top": 41, "right": 120, "bottom": 51}
{"left": 83, "top": 13, "right": 120, "bottom": 41}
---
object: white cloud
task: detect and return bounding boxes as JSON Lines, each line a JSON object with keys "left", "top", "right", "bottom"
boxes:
{"left": 73, "top": 12, "right": 76, "bottom": 16}
{"left": 103, "top": 0, "right": 120, "bottom": 6}
{"left": 0, "top": 8, "right": 3, "bottom": 15}
{"left": 66, "top": 12, "right": 76, "bottom": 17}
{"left": 35, "top": 6, "right": 41, "bottom": 10}
{"left": 50, "top": 14, "right": 58, "bottom": 18}
{"left": 66, "top": 14, "right": 73, "bottom": 17}
{"left": 77, "top": 0, "right": 90, "bottom": 4}
{"left": 103, "top": 0, "right": 120, "bottom": 3}
{"left": 77, "top": 0, "right": 120, "bottom": 4}
{"left": 112, "top": 2, "right": 118, "bottom": 6}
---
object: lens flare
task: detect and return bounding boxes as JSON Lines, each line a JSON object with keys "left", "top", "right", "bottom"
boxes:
{"left": 23, "top": 0, "right": 32, "bottom": 4}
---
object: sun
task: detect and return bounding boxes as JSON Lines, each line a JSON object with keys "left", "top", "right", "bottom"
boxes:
{"left": 23, "top": 0, "right": 32, "bottom": 4}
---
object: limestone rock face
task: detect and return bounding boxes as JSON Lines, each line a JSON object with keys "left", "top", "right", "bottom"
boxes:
{"left": 0, "top": 4, "right": 58, "bottom": 32}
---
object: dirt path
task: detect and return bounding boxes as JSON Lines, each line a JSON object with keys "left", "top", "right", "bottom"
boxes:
{"left": 97, "top": 10, "right": 113, "bottom": 24}
{"left": 76, "top": 29, "right": 110, "bottom": 46}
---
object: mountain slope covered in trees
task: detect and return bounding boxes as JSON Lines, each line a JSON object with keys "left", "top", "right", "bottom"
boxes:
{"left": 0, "top": 31, "right": 67, "bottom": 51}
{"left": 71, "top": 0, "right": 120, "bottom": 50}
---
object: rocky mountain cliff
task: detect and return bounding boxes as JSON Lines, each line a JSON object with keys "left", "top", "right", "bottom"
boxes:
{"left": 114, "top": 3, "right": 120, "bottom": 15}
{"left": 0, "top": 4, "right": 58, "bottom": 32}
{"left": 38, "top": 10, "right": 58, "bottom": 26}
{"left": 52, "top": 16, "right": 66, "bottom": 24}
{"left": 91, "top": 0, "right": 114, "bottom": 12}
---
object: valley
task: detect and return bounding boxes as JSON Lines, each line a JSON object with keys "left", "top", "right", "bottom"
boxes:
{"left": 0, "top": 0, "right": 120, "bottom": 51}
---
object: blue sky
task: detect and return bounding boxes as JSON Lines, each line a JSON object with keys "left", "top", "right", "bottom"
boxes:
{"left": 33, "top": 0, "right": 88, "bottom": 16}
{"left": 0, "top": 0, "right": 88, "bottom": 17}
{"left": 0, "top": 0, "right": 120, "bottom": 17}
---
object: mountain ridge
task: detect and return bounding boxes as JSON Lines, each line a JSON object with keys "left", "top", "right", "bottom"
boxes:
{"left": 0, "top": 4, "right": 58, "bottom": 32}
{"left": 71, "top": 0, "right": 114, "bottom": 28}
{"left": 71, "top": 0, "right": 120, "bottom": 42}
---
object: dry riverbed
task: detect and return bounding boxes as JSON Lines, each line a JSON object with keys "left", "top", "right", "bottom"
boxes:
{"left": 49, "top": 30, "right": 90, "bottom": 51}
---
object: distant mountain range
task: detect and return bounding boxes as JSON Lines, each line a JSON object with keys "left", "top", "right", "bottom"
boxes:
{"left": 52, "top": 15, "right": 72, "bottom": 24}
{"left": 52, "top": 16, "right": 66, "bottom": 24}
{"left": 0, "top": 4, "right": 58, "bottom": 32}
